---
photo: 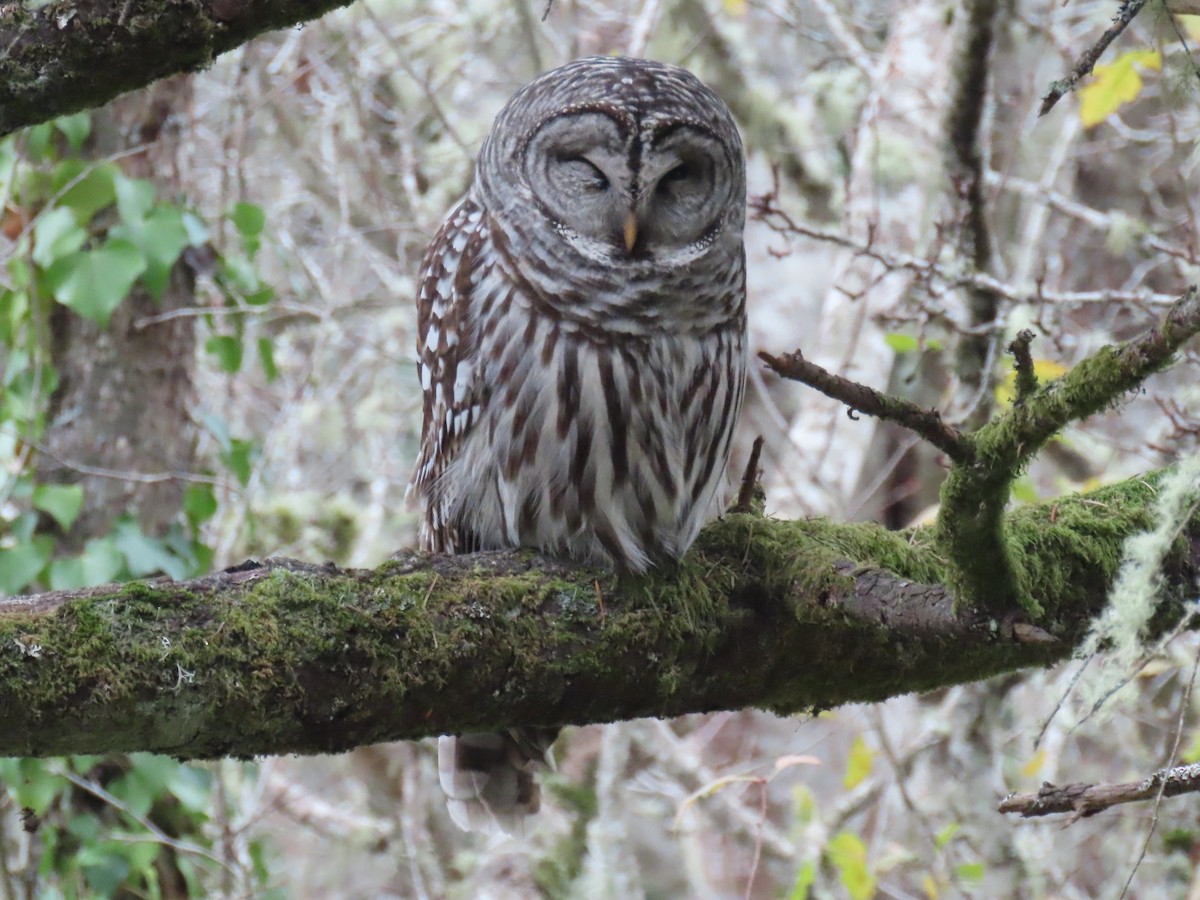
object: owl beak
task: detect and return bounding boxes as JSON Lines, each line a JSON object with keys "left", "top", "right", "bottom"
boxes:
{"left": 622, "top": 212, "right": 639, "bottom": 253}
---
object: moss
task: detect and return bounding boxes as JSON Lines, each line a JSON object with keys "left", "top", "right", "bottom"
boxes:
{"left": 0, "top": 469, "right": 1191, "bottom": 758}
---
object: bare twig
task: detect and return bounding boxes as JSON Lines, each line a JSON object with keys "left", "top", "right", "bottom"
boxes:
{"left": 749, "top": 200, "right": 1183, "bottom": 310}
{"left": 732, "top": 436, "right": 765, "bottom": 513}
{"left": 1119, "top": 647, "right": 1200, "bottom": 899}
{"left": 1039, "top": 0, "right": 1150, "bottom": 118}
{"left": 999, "top": 761, "right": 1200, "bottom": 819}
{"left": 758, "top": 350, "right": 973, "bottom": 463}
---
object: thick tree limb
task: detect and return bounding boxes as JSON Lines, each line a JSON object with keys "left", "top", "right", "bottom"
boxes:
{"left": 0, "top": 0, "right": 357, "bottom": 137}
{"left": 999, "top": 763, "right": 1200, "bottom": 820}
{"left": 0, "top": 477, "right": 1196, "bottom": 761}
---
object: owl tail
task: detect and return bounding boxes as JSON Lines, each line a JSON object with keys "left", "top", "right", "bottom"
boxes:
{"left": 437, "top": 727, "right": 558, "bottom": 833}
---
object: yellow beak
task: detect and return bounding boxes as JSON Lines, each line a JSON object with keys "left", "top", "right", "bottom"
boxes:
{"left": 623, "top": 213, "right": 638, "bottom": 252}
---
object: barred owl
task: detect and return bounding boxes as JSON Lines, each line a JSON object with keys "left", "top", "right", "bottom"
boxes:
{"left": 408, "top": 56, "right": 747, "bottom": 832}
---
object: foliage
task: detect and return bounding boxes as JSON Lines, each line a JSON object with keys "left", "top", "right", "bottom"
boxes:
{"left": 1078, "top": 49, "right": 1162, "bottom": 128}
{"left": 0, "top": 114, "right": 274, "bottom": 595}
{"left": 0, "top": 112, "right": 279, "bottom": 897}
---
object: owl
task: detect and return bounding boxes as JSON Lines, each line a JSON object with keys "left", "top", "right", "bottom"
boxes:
{"left": 408, "top": 56, "right": 747, "bottom": 832}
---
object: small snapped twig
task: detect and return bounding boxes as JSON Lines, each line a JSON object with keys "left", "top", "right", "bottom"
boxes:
{"left": 1039, "top": 0, "right": 1150, "bottom": 118}
{"left": 732, "top": 435, "right": 765, "bottom": 514}
{"left": 999, "top": 762, "right": 1200, "bottom": 821}
{"left": 758, "top": 350, "right": 973, "bottom": 463}
{"left": 1008, "top": 328, "right": 1038, "bottom": 402}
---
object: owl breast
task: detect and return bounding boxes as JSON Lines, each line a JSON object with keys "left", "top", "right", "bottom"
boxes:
{"left": 441, "top": 252, "right": 746, "bottom": 572}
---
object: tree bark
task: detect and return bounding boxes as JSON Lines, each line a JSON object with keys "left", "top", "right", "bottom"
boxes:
{"left": 38, "top": 76, "right": 199, "bottom": 551}
{"left": 0, "top": 473, "right": 1195, "bottom": 760}
{"left": 0, "top": 0, "right": 355, "bottom": 137}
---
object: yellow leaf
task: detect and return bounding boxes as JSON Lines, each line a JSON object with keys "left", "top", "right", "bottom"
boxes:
{"left": 1179, "top": 14, "right": 1200, "bottom": 42}
{"left": 1032, "top": 358, "right": 1067, "bottom": 380}
{"left": 723, "top": 0, "right": 747, "bottom": 13}
{"left": 843, "top": 735, "right": 874, "bottom": 790}
{"left": 923, "top": 874, "right": 940, "bottom": 900}
{"left": 1020, "top": 749, "right": 1046, "bottom": 779}
{"left": 827, "top": 832, "right": 877, "bottom": 900}
{"left": 1078, "top": 50, "right": 1162, "bottom": 129}
{"left": 996, "top": 357, "right": 1069, "bottom": 407}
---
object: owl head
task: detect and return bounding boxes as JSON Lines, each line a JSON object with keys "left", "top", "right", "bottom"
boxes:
{"left": 475, "top": 57, "right": 745, "bottom": 270}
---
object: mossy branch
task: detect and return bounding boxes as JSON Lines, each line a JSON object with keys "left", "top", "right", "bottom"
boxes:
{"left": 937, "top": 286, "right": 1200, "bottom": 616}
{"left": 0, "top": 0, "right": 357, "bottom": 137}
{"left": 0, "top": 476, "right": 1196, "bottom": 761}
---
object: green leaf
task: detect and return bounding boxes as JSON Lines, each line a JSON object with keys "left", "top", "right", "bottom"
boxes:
{"left": 32, "top": 483, "right": 84, "bottom": 529}
{"left": 169, "top": 765, "right": 213, "bottom": 815}
{"left": 54, "top": 112, "right": 91, "bottom": 151}
{"left": 80, "top": 846, "right": 132, "bottom": 896}
{"left": 843, "top": 735, "right": 874, "bottom": 789}
{"left": 935, "top": 822, "right": 960, "bottom": 849}
{"left": 257, "top": 337, "right": 279, "bottom": 382}
{"left": 48, "top": 556, "right": 87, "bottom": 590}
{"left": 44, "top": 239, "right": 147, "bottom": 326}
{"left": 884, "top": 333, "right": 919, "bottom": 353}
{"left": 80, "top": 536, "right": 126, "bottom": 586}
{"left": 183, "top": 483, "right": 218, "bottom": 528}
{"left": 111, "top": 204, "right": 189, "bottom": 298}
{"left": 32, "top": 206, "right": 86, "bottom": 269}
{"left": 113, "top": 520, "right": 188, "bottom": 579}
{"left": 0, "top": 536, "right": 53, "bottom": 593}
{"left": 231, "top": 201, "right": 266, "bottom": 237}
{"left": 1079, "top": 50, "right": 1161, "bottom": 129}
{"left": 52, "top": 160, "right": 118, "bottom": 224}
{"left": 114, "top": 174, "right": 156, "bottom": 224}
{"left": 25, "top": 123, "right": 53, "bottom": 161}
{"left": 182, "top": 210, "right": 209, "bottom": 246}
{"left": 786, "top": 861, "right": 816, "bottom": 900}
{"left": 205, "top": 334, "right": 243, "bottom": 373}
{"left": 9, "top": 759, "right": 66, "bottom": 814}
{"left": 827, "top": 832, "right": 876, "bottom": 900}
{"left": 954, "top": 862, "right": 985, "bottom": 883}
{"left": 223, "top": 438, "right": 257, "bottom": 487}
{"left": 244, "top": 284, "right": 275, "bottom": 306}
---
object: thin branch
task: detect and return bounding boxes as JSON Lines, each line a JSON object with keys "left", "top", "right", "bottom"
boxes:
{"left": 1039, "top": 0, "right": 1150, "bottom": 118}
{"left": 1120, "top": 647, "right": 1200, "bottom": 899}
{"left": 750, "top": 198, "right": 1183, "bottom": 309}
{"left": 758, "top": 349, "right": 973, "bottom": 463}
{"left": 999, "top": 761, "right": 1200, "bottom": 819}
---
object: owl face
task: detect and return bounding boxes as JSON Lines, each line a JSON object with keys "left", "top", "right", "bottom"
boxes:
{"left": 477, "top": 57, "right": 745, "bottom": 269}
{"left": 523, "top": 109, "right": 736, "bottom": 261}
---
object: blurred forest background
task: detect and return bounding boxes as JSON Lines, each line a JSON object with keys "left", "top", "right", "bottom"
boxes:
{"left": 2, "top": 0, "right": 1200, "bottom": 896}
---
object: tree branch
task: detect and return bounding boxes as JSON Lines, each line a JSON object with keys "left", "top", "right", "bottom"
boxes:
{"left": 1039, "top": 0, "right": 1150, "bottom": 118}
{"left": 0, "top": 0, "right": 357, "bottom": 137}
{"left": 0, "top": 476, "right": 1196, "bottom": 760}
{"left": 999, "top": 762, "right": 1200, "bottom": 820}
{"left": 758, "top": 349, "right": 972, "bottom": 463}
{"left": 937, "top": 286, "right": 1200, "bottom": 616}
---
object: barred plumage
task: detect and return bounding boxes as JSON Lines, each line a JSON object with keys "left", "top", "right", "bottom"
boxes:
{"left": 407, "top": 56, "right": 747, "bottom": 832}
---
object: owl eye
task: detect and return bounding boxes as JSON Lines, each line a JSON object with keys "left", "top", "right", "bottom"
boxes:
{"left": 661, "top": 163, "right": 691, "bottom": 185}
{"left": 558, "top": 156, "right": 610, "bottom": 192}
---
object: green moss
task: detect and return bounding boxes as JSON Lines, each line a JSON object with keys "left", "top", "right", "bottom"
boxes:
{"left": 0, "top": 468, "right": 1190, "bottom": 759}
